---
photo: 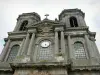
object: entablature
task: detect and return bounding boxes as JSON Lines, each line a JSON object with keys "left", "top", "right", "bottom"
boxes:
{"left": 8, "top": 31, "right": 27, "bottom": 40}
{"left": 8, "top": 31, "right": 27, "bottom": 35}
{"left": 10, "top": 63, "right": 70, "bottom": 69}
{"left": 66, "top": 26, "right": 89, "bottom": 31}
{"left": 31, "top": 19, "right": 60, "bottom": 27}
{"left": 71, "top": 65, "right": 100, "bottom": 71}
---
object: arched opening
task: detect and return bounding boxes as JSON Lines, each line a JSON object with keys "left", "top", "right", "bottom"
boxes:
{"left": 7, "top": 44, "right": 20, "bottom": 62}
{"left": 19, "top": 20, "right": 28, "bottom": 31}
{"left": 74, "top": 41, "right": 87, "bottom": 59}
{"left": 70, "top": 17, "right": 78, "bottom": 27}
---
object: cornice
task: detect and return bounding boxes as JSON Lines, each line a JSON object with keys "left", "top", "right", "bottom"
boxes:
{"left": 8, "top": 36, "right": 25, "bottom": 40}
{"left": 8, "top": 31, "right": 27, "bottom": 35}
{"left": 59, "top": 8, "right": 85, "bottom": 20}
{"left": 71, "top": 65, "right": 100, "bottom": 71}
{"left": 17, "top": 12, "right": 41, "bottom": 21}
{"left": 7, "top": 31, "right": 27, "bottom": 40}
{"left": 32, "top": 19, "right": 61, "bottom": 26}
{"left": 66, "top": 26, "right": 89, "bottom": 31}
{"left": 88, "top": 31, "right": 96, "bottom": 38}
{"left": 10, "top": 62, "right": 71, "bottom": 69}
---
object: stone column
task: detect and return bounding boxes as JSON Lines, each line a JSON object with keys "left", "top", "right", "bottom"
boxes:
{"left": 27, "top": 32, "right": 35, "bottom": 55}
{"left": 0, "top": 39, "right": 11, "bottom": 61}
{"left": 67, "top": 35, "right": 74, "bottom": 60}
{"left": 61, "top": 31, "right": 65, "bottom": 53}
{"left": 33, "top": 44, "right": 38, "bottom": 62}
{"left": 60, "top": 31, "right": 67, "bottom": 62}
{"left": 92, "top": 41, "right": 100, "bottom": 58}
{"left": 22, "top": 33, "right": 30, "bottom": 55}
{"left": 17, "top": 38, "right": 25, "bottom": 56}
{"left": 55, "top": 31, "right": 59, "bottom": 55}
{"left": 85, "top": 35, "right": 93, "bottom": 58}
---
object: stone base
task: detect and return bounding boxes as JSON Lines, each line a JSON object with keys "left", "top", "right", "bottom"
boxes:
{"left": 13, "top": 55, "right": 31, "bottom": 63}
{"left": 14, "top": 68, "right": 68, "bottom": 75}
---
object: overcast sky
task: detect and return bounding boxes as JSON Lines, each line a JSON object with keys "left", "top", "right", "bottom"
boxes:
{"left": 0, "top": 0, "right": 100, "bottom": 53}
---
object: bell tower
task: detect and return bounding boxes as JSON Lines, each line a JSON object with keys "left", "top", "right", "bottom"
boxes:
{"left": 0, "top": 9, "right": 100, "bottom": 75}
{"left": 59, "top": 9, "right": 86, "bottom": 27}
{"left": 14, "top": 12, "right": 41, "bottom": 32}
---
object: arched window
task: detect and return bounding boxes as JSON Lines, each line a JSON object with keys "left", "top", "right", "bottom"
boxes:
{"left": 7, "top": 45, "right": 20, "bottom": 62}
{"left": 70, "top": 17, "right": 78, "bottom": 27}
{"left": 37, "top": 40, "right": 53, "bottom": 61}
{"left": 74, "top": 42, "right": 87, "bottom": 59}
{"left": 19, "top": 20, "right": 28, "bottom": 31}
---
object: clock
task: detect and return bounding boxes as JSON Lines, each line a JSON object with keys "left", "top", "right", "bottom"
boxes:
{"left": 41, "top": 40, "right": 50, "bottom": 48}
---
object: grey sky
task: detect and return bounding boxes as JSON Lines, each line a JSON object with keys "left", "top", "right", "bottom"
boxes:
{"left": 0, "top": 0, "right": 100, "bottom": 53}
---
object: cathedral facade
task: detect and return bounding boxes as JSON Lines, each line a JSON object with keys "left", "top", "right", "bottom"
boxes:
{"left": 0, "top": 9, "right": 100, "bottom": 75}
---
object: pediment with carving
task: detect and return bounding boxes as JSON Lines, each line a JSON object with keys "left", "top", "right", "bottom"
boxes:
{"left": 37, "top": 23, "right": 54, "bottom": 37}
{"left": 33, "top": 20, "right": 60, "bottom": 33}
{"left": 27, "top": 19, "right": 65, "bottom": 36}
{"left": 38, "top": 24, "right": 53, "bottom": 32}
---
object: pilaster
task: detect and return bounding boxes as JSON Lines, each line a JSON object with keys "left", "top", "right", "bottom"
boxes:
{"left": 61, "top": 31, "right": 65, "bottom": 53}
{"left": 85, "top": 35, "right": 94, "bottom": 58}
{"left": 27, "top": 30, "right": 36, "bottom": 55}
{"left": 67, "top": 35, "right": 75, "bottom": 61}
{"left": 21, "top": 33, "right": 30, "bottom": 55}
{"left": 54, "top": 30, "right": 59, "bottom": 55}
{"left": 93, "top": 41, "right": 100, "bottom": 58}
{"left": 54, "top": 27, "right": 64, "bottom": 56}
{"left": 0, "top": 39, "right": 11, "bottom": 61}
{"left": 33, "top": 44, "right": 38, "bottom": 63}
{"left": 61, "top": 30, "right": 67, "bottom": 62}
{"left": 89, "top": 37, "right": 100, "bottom": 63}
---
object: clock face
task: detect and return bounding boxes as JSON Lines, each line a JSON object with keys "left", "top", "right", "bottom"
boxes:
{"left": 41, "top": 40, "right": 50, "bottom": 48}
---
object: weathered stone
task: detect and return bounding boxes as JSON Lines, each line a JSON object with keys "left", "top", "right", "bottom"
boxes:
{"left": 0, "top": 8, "right": 100, "bottom": 75}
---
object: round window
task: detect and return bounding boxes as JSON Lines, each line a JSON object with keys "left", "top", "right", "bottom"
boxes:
{"left": 41, "top": 40, "right": 50, "bottom": 48}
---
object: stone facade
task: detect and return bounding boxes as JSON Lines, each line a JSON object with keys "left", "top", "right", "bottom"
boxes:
{"left": 0, "top": 9, "right": 100, "bottom": 75}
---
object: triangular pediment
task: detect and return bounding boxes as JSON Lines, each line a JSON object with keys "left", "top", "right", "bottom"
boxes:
{"left": 27, "top": 19, "right": 65, "bottom": 34}
{"left": 33, "top": 19, "right": 61, "bottom": 27}
{"left": 35, "top": 19, "right": 58, "bottom": 33}
{"left": 28, "top": 19, "right": 63, "bottom": 33}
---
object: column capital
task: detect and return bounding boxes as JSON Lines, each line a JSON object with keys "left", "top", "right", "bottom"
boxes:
{"left": 28, "top": 28, "right": 37, "bottom": 33}
{"left": 68, "top": 34, "right": 71, "bottom": 37}
{"left": 55, "top": 27, "right": 64, "bottom": 32}
{"left": 84, "top": 34, "right": 89, "bottom": 38}
{"left": 64, "top": 33, "right": 71, "bottom": 36}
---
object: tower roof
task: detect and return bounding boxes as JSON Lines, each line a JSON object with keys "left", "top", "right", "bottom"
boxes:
{"left": 59, "top": 8, "right": 85, "bottom": 20}
{"left": 17, "top": 12, "right": 41, "bottom": 21}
